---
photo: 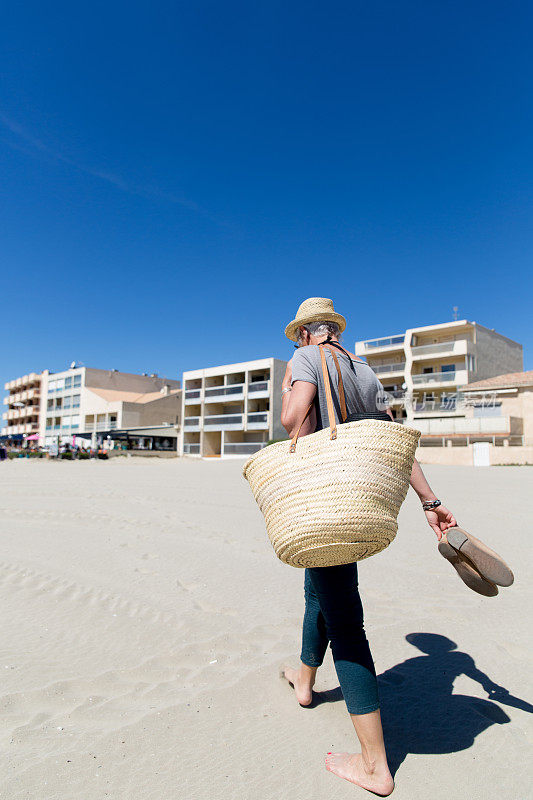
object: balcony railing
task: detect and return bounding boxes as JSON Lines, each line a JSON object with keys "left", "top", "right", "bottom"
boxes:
{"left": 83, "top": 419, "right": 115, "bottom": 432}
{"left": 185, "top": 389, "right": 201, "bottom": 400}
{"left": 204, "top": 414, "right": 243, "bottom": 427}
{"left": 204, "top": 384, "right": 244, "bottom": 399}
{"left": 412, "top": 371, "right": 456, "bottom": 385}
{"left": 224, "top": 443, "right": 266, "bottom": 455}
{"left": 248, "top": 381, "right": 269, "bottom": 394}
{"left": 412, "top": 416, "right": 516, "bottom": 436}
{"left": 363, "top": 336, "right": 404, "bottom": 349}
{"left": 247, "top": 412, "right": 269, "bottom": 427}
{"left": 411, "top": 341, "right": 457, "bottom": 356}
{"left": 372, "top": 363, "right": 406, "bottom": 375}
{"left": 183, "top": 443, "right": 200, "bottom": 454}
{"left": 184, "top": 417, "right": 201, "bottom": 427}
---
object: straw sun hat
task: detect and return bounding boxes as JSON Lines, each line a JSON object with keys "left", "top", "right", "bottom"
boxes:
{"left": 284, "top": 297, "right": 347, "bottom": 342}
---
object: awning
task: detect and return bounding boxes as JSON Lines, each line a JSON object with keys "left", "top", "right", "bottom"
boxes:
{"left": 26, "top": 434, "right": 40, "bottom": 441}
{"left": 0, "top": 433, "right": 24, "bottom": 441}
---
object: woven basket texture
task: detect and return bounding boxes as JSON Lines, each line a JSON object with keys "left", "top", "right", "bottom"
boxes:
{"left": 243, "top": 419, "right": 421, "bottom": 568}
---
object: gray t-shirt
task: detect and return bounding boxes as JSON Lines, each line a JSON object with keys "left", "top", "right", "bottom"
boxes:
{"left": 291, "top": 344, "right": 387, "bottom": 431}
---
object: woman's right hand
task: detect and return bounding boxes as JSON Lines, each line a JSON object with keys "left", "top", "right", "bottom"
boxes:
{"left": 424, "top": 505, "right": 457, "bottom": 541}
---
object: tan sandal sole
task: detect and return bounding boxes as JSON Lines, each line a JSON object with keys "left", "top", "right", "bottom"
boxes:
{"left": 438, "top": 538, "right": 499, "bottom": 597}
{"left": 446, "top": 527, "right": 514, "bottom": 587}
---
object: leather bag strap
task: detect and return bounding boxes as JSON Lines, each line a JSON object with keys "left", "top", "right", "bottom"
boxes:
{"left": 319, "top": 344, "right": 338, "bottom": 437}
{"left": 289, "top": 342, "right": 345, "bottom": 452}
{"left": 327, "top": 346, "right": 348, "bottom": 422}
{"left": 322, "top": 339, "right": 367, "bottom": 413}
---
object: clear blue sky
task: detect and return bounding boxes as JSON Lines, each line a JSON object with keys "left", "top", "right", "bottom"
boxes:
{"left": 1, "top": 0, "right": 532, "bottom": 389}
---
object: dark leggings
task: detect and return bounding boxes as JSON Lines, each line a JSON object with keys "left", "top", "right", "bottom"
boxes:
{"left": 300, "top": 563, "right": 380, "bottom": 715}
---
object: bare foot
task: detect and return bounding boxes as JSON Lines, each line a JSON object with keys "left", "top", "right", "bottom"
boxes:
{"left": 281, "top": 665, "right": 314, "bottom": 706}
{"left": 325, "top": 752, "right": 394, "bottom": 796}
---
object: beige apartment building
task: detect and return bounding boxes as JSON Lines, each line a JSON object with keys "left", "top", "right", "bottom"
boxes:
{"left": 2, "top": 372, "right": 43, "bottom": 439}
{"left": 355, "top": 320, "right": 523, "bottom": 442}
{"left": 39, "top": 367, "right": 181, "bottom": 447}
{"left": 180, "top": 357, "right": 287, "bottom": 457}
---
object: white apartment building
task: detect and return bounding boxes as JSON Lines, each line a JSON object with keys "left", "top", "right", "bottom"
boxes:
{"left": 39, "top": 367, "right": 181, "bottom": 447}
{"left": 180, "top": 357, "right": 287, "bottom": 457}
{"left": 355, "top": 320, "right": 523, "bottom": 441}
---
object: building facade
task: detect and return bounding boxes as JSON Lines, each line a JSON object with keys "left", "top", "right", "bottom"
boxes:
{"left": 39, "top": 367, "right": 181, "bottom": 447}
{"left": 460, "top": 370, "right": 533, "bottom": 446}
{"left": 2, "top": 372, "right": 43, "bottom": 439}
{"left": 180, "top": 357, "right": 287, "bottom": 457}
{"left": 355, "top": 320, "right": 523, "bottom": 439}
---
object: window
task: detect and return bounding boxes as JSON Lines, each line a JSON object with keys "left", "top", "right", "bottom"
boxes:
{"left": 473, "top": 402, "right": 501, "bottom": 418}
{"left": 48, "top": 381, "right": 56, "bottom": 394}
{"left": 46, "top": 418, "right": 52, "bottom": 429}
{"left": 63, "top": 396, "right": 72, "bottom": 409}
{"left": 466, "top": 355, "right": 476, "bottom": 371}
{"left": 55, "top": 379, "right": 64, "bottom": 391}
{"left": 72, "top": 394, "right": 80, "bottom": 408}
{"left": 64, "top": 376, "right": 72, "bottom": 389}
{"left": 71, "top": 415, "right": 80, "bottom": 429}
{"left": 47, "top": 399, "right": 54, "bottom": 410}
{"left": 62, "top": 416, "right": 71, "bottom": 428}
{"left": 56, "top": 398, "right": 63, "bottom": 409}
{"left": 441, "top": 364, "right": 455, "bottom": 372}
{"left": 73, "top": 375, "right": 82, "bottom": 387}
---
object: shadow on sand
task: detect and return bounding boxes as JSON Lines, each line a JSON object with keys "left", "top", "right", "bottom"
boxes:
{"left": 310, "top": 632, "right": 532, "bottom": 776}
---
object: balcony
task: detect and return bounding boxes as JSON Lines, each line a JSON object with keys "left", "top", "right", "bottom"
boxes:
{"left": 204, "top": 384, "right": 245, "bottom": 402}
{"left": 184, "top": 416, "right": 201, "bottom": 431}
{"left": 247, "top": 411, "right": 269, "bottom": 429}
{"left": 412, "top": 370, "right": 468, "bottom": 387}
{"left": 371, "top": 362, "right": 406, "bottom": 376}
{"left": 411, "top": 340, "right": 472, "bottom": 360}
{"left": 204, "top": 414, "right": 243, "bottom": 431}
{"left": 355, "top": 335, "right": 404, "bottom": 356}
{"left": 185, "top": 389, "right": 201, "bottom": 404}
{"left": 248, "top": 380, "right": 270, "bottom": 398}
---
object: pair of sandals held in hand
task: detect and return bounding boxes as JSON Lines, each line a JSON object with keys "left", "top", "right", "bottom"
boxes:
{"left": 439, "top": 527, "right": 514, "bottom": 597}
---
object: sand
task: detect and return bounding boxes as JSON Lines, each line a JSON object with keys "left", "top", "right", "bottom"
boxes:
{"left": 0, "top": 457, "right": 532, "bottom": 800}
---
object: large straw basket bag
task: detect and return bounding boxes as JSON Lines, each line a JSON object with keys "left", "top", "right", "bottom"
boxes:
{"left": 243, "top": 343, "right": 421, "bottom": 568}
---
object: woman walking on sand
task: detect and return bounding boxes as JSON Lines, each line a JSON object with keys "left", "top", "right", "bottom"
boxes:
{"left": 280, "top": 298, "right": 457, "bottom": 796}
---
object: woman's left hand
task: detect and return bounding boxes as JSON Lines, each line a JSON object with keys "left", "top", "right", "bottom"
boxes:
{"left": 425, "top": 505, "right": 457, "bottom": 541}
